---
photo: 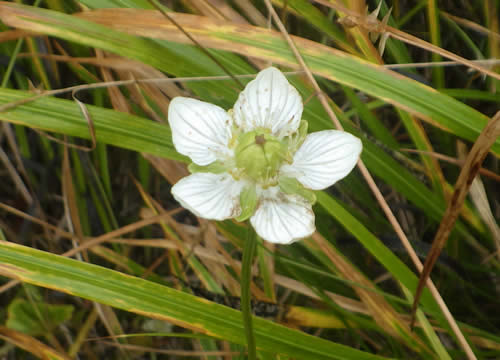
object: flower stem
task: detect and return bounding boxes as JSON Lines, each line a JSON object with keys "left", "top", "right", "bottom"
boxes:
{"left": 241, "top": 224, "right": 257, "bottom": 360}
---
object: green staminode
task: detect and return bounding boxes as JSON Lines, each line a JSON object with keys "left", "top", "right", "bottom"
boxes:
{"left": 234, "top": 129, "right": 288, "bottom": 184}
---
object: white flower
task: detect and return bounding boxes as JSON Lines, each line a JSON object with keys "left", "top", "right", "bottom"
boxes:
{"left": 168, "top": 67, "right": 362, "bottom": 244}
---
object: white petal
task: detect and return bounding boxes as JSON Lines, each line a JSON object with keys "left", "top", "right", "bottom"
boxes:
{"left": 250, "top": 186, "right": 315, "bottom": 244}
{"left": 281, "top": 130, "right": 362, "bottom": 190}
{"left": 172, "top": 173, "right": 244, "bottom": 220}
{"left": 233, "top": 67, "right": 302, "bottom": 138}
{"left": 168, "top": 97, "right": 233, "bottom": 166}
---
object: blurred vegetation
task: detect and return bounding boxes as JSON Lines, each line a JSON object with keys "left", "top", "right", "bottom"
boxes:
{"left": 0, "top": 0, "right": 499, "bottom": 359}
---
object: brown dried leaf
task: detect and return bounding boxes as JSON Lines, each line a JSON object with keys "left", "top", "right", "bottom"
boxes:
{"left": 96, "top": 50, "right": 131, "bottom": 113}
{"left": 0, "top": 326, "right": 71, "bottom": 360}
{"left": 311, "top": 233, "right": 429, "bottom": 351}
{"left": 411, "top": 112, "right": 500, "bottom": 325}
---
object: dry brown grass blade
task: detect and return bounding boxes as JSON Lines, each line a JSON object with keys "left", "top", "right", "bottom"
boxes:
{"left": 457, "top": 142, "right": 500, "bottom": 254}
{"left": 92, "top": 48, "right": 172, "bottom": 123}
{"left": 261, "top": 0, "right": 477, "bottom": 358}
{"left": 68, "top": 308, "right": 98, "bottom": 357}
{"left": 201, "top": 222, "right": 238, "bottom": 285}
{"left": 1, "top": 122, "right": 34, "bottom": 197}
{"left": 0, "top": 202, "right": 75, "bottom": 240}
{"left": 384, "top": 59, "right": 500, "bottom": 69}
{"left": 147, "top": 0, "right": 243, "bottom": 89}
{"left": 191, "top": 0, "right": 269, "bottom": 70}
{"left": 274, "top": 274, "right": 370, "bottom": 315}
{"left": 469, "top": 336, "right": 500, "bottom": 351}
{"left": 199, "top": 220, "right": 248, "bottom": 297}
{"left": 187, "top": 0, "right": 248, "bottom": 24}
{"left": 95, "top": 50, "right": 131, "bottom": 113}
{"left": 63, "top": 210, "right": 181, "bottom": 258}
{"left": 312, "top": 0, "right": 500, "bottom": 81}
{"left": 485, "top": 1, "right": 500, "bottom": 83}
{"left": 400, "top": 149, "right": 500, "bottom": 182}
{"left": 384, "top": 26, "right": 500, "bottom": 80}
{"left": 1, "top": 113, "right": 50, "bottom": 241}
{"left": 93, "top": 303, "right": 130, "bottom": 358}
{"left": 0, "top": 28, "right": 30, "bottom": 42}
{"left": 183, "top": 0, "right": 227, "bottom": 20}
{"left": 411, "top": 111, "right": 500, "bottom": 326}
{"left": 0, "top": 146, "right": 33, "bottom": 205}
{"left": 311, "top": 233, "right": 429, "bottom": 351}
{"left": 52, "top": 40, "right": 100, "bottom": 84}
{"left": 441, "top": 12, "right": 500, "bottom": 42}
{"left": 232, "top": 0, "right": 268, "bottom": 26}
{"left": 209, "top": 0, "right": 252, "bottom": 24}
{"left": 109, "top": 237, "right": 226, "bottom": 262}
{"left": 131, "top": 177, "right": 194, "bottom": 258}
{"left": 32, "top": 128, "right": 95, "bottom": 151}
{"left": 143, "top": 154, "right": 189, "bottom": 184}
{"left": 121, "top": 68, "right": 175, "bottom": 121}
{"left": 61, "top": 143, "right": 85, "bottom": 252}
{"left": 0, "top": 326, "right": 71, "bottom": 360}
{"left": 19, "top": 52, "right": 154, "bottom": 71}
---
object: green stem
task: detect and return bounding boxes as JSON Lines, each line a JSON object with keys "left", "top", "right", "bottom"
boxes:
{"left": 241, "top": 224, "right": 257, "bottom": 360}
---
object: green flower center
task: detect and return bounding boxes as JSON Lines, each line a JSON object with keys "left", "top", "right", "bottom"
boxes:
{"left": 234, "top": 129, "right": 289, "bottom": 184}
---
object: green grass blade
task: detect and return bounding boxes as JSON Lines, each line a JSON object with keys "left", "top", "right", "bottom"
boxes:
{"left": 0, "top": 241, "right": 390, "bottom": 360}
{"left": 0, "top": 88, "right": 184, "bottom": 161}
